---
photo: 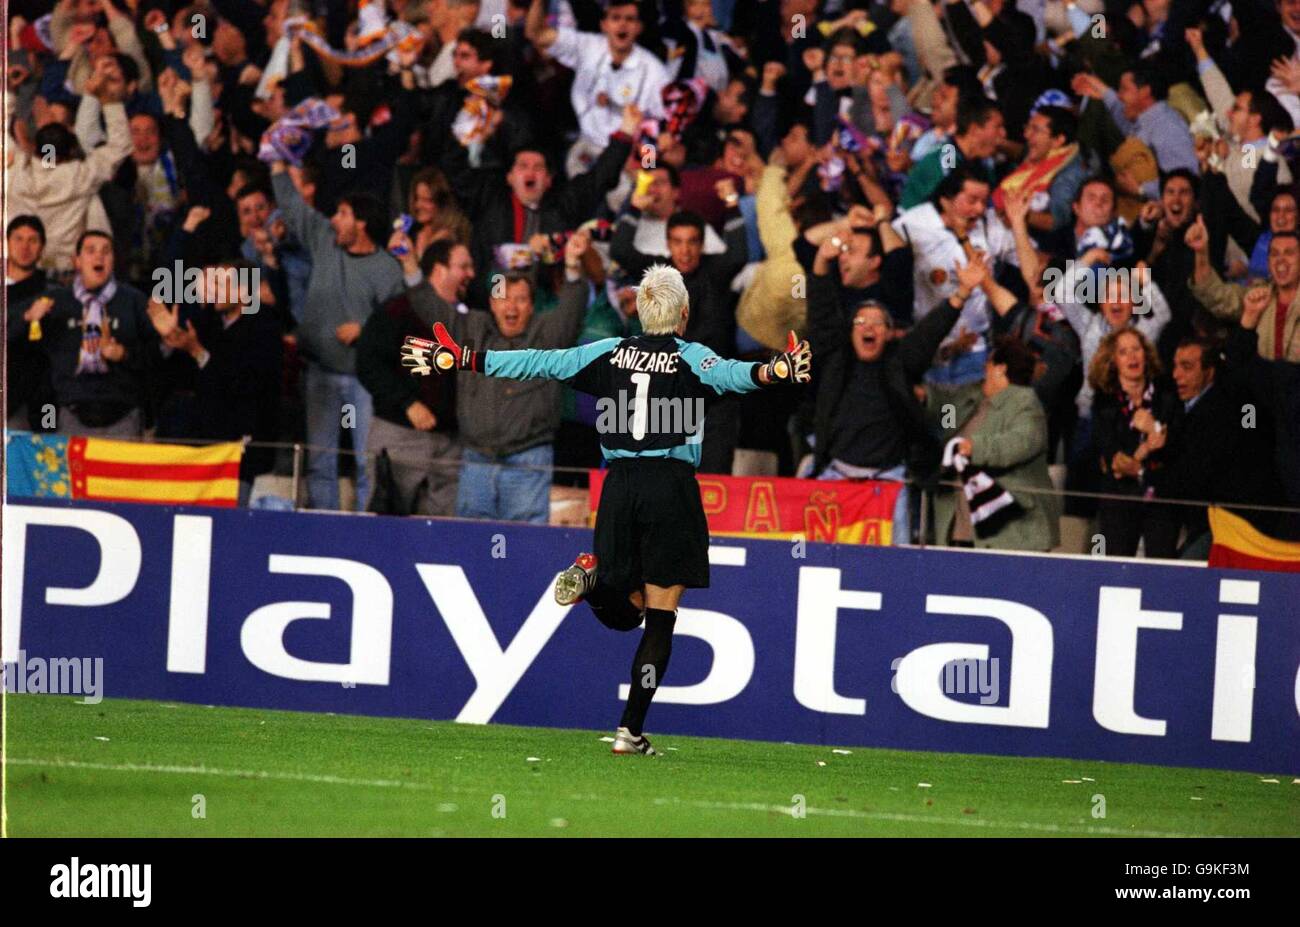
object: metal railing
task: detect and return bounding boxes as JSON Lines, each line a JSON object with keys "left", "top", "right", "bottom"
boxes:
{"left": 7, "top": 430, "right": 1298, "bottom": 554}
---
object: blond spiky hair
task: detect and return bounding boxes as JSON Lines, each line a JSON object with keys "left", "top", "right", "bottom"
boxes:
{"left": 636, "top": 264, "right": 688, "bottom": 334}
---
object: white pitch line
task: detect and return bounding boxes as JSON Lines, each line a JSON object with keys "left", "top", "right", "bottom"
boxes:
{"left": 6, "top": 757, "right": 445, "bottom": 792}
{"left": 649, "top": 797, "right": 1212, "bottom": 838}
{"left": 5, "top": 757, "right": 1224, "bottom": 837}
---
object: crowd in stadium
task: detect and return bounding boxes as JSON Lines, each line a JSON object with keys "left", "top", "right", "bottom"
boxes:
{"left": 5, "top": 0, "right": 1299, "bottom": 558}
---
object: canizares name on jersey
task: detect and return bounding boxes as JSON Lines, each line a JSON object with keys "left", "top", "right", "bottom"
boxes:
{"left": 607, "top": 345, "right": 681, "bottom": 374}
{"left": 483, "top": 333, "right": 761, "bottom": 468}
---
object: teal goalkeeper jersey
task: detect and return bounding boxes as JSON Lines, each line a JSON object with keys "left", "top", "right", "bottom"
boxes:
{"left": 484, "top": 332, "right": 762, "bottom": 468}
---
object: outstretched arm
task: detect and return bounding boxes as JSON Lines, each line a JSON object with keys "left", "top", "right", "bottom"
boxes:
{"left": 681, "top": 334, "right": 810, "bottom": 391}
{"left": 403, "top": 324, "right": 621, "bottom": 381}
{"left": 403, "top": 325, "right": 810, "bottom": 389}
{"left": 486, "top": 339, "right": 620, "bottom": 381}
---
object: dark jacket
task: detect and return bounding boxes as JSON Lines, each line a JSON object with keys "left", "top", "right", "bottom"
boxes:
{"left": 288, "top": 73, "right": 421, "bottom": 217}
{"left": 42, "top": 280, "right": 156, "bottom": 416}
{"left": 808, "top": 271, "right": 961, "bottom": 477}
{"left": 443, "top": 130, "right": 633, "bottom": 307}
{"left": 401, "top": 278, "right": 589, "bottom": 457}
{"left": 6, "top": 270, "right": 52, "bottom": 425}
{"left": 1228, "top": 0, "right": 1298, "bottom": 95}
{"left": 356, "top": 288, "right": 459, "bottom": 433}
{"left": 418, "top": 81, "right": 534, "bottom": 179}
{"left": 944, "top": 0, "right": 1045, "bottom": 141}
{"left": 182, "top": 307, "right": 283, "bottom": 479}
{"left": 1091, "top": 379, "right": 1185, "bottom": 499}
{"left": 1224, "top": 326, "right": 1300, "bottom": 533}
{"left": 610, "top": 204, "right": 748, "bottom": 357}
{"left": 1160, "top": 378, "right": 1279, "bottom": 539}
{"left": 1132, "top": 172, "right": 1257, "bottom": 360}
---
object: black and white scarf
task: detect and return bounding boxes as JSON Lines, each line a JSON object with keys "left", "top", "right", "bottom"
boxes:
{"left": 942, "top": 436, "right": 1021, "bottom": 539}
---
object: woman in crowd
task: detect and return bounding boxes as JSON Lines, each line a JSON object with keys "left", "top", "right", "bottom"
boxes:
{"left": 1089, "top": 328, "right": 1184, "bottom": 558}
{"left": 405, "top": 167, "right": 471, "bottom": 260}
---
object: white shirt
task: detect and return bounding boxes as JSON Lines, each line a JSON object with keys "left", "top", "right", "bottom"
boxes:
{"left": 893, "top": 203, "right": 1018, "bottom": 344}
{"left": 549, "top": 27, "right": 667, "bottom": 149}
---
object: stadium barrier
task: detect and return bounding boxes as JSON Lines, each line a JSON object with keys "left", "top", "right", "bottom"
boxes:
{"left": 5, "top": 496, "right": 1298, "bottom": 774}
{"left": 9, "top": 431, "right": 1300, "bottom": 565}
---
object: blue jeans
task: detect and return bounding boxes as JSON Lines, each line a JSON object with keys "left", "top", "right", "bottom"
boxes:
{"left": 818, "top": 462, "right": 911, "bottom": 546}
{"left": 304, "top": 364, "right": 373, "bottom": 511}
{"left": 456, "top": 444, "right": 553, "bottom": 524}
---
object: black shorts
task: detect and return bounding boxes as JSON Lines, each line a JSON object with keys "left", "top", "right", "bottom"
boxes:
{"left": 593, "top": 457, "right": 710, "bottom": 591}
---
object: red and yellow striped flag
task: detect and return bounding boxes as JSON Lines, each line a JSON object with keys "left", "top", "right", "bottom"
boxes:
{"left": 7, "top": 432, "right": 243, "bottom": 508}
{"left": 1208, "top": 506, "right": 1300, "bottom": 573}
{"left": 589, "top": 470, "right": 900, "bottom": 545}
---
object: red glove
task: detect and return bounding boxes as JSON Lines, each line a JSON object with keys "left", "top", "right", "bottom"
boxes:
{"left": 401, "top": 322, "right": 481, "bottom": 375}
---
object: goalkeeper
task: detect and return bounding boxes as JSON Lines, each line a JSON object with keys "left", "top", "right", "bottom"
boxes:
{"left": 402, "top": 264, "right": 811, "bottom": 755}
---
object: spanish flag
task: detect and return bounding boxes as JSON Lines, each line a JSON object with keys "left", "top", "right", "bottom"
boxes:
{"left": 1207, "top": 506, "right": 1300, "bottom": 573}
{"left": 6, "top": 432, "right": 242, "bottom": 508}
{"left": 589, "top": 470, "right": 901, "bottom": 545}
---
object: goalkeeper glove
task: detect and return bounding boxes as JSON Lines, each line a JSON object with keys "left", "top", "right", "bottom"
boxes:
{"left": 760, "top": 330, "right": 812, "bottom": 385}
{"left": 401, "top": 322, "right": 481, "bottom": 376}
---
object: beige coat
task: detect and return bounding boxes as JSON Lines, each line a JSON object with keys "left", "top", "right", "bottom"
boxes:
{"left": 736, "top": 165, "right": 806, "bottom": 351}
{"left": 1189, "top": 266, "right": 1300, "bottom": 362}
{"left": 5, "top": 103, "right": 132, "bottom": 273}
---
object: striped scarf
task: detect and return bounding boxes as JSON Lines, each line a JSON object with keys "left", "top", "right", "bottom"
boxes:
{"left": 452, "top": 76, "right": 513, "bottom": 149}
{"left": 942, "top": 436, "right": 1021, "bottom": 539}
{"left": 72, "top": 277, "right": 117, "bottom": 376}
{"left": 258, "top": 97, "right": 343, "bottom": 166}
{"left": 285, "top": 6, "right": 422, "bottom": 70}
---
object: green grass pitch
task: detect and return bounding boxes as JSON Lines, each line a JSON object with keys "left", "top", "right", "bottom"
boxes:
{"left": 4, "top": 695, "right": 1296, "bottom": 837}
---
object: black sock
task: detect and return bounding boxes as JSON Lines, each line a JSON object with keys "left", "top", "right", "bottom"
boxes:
{"left": 586, "top": 581, "right": 643, "bottom": 632}
{"left": 619, "top": 607, "right": 676, "bottom": 736}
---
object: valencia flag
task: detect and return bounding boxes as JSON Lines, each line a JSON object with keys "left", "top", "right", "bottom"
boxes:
{"left": 7, "top": 432, "right": 243, "bottom": 508}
